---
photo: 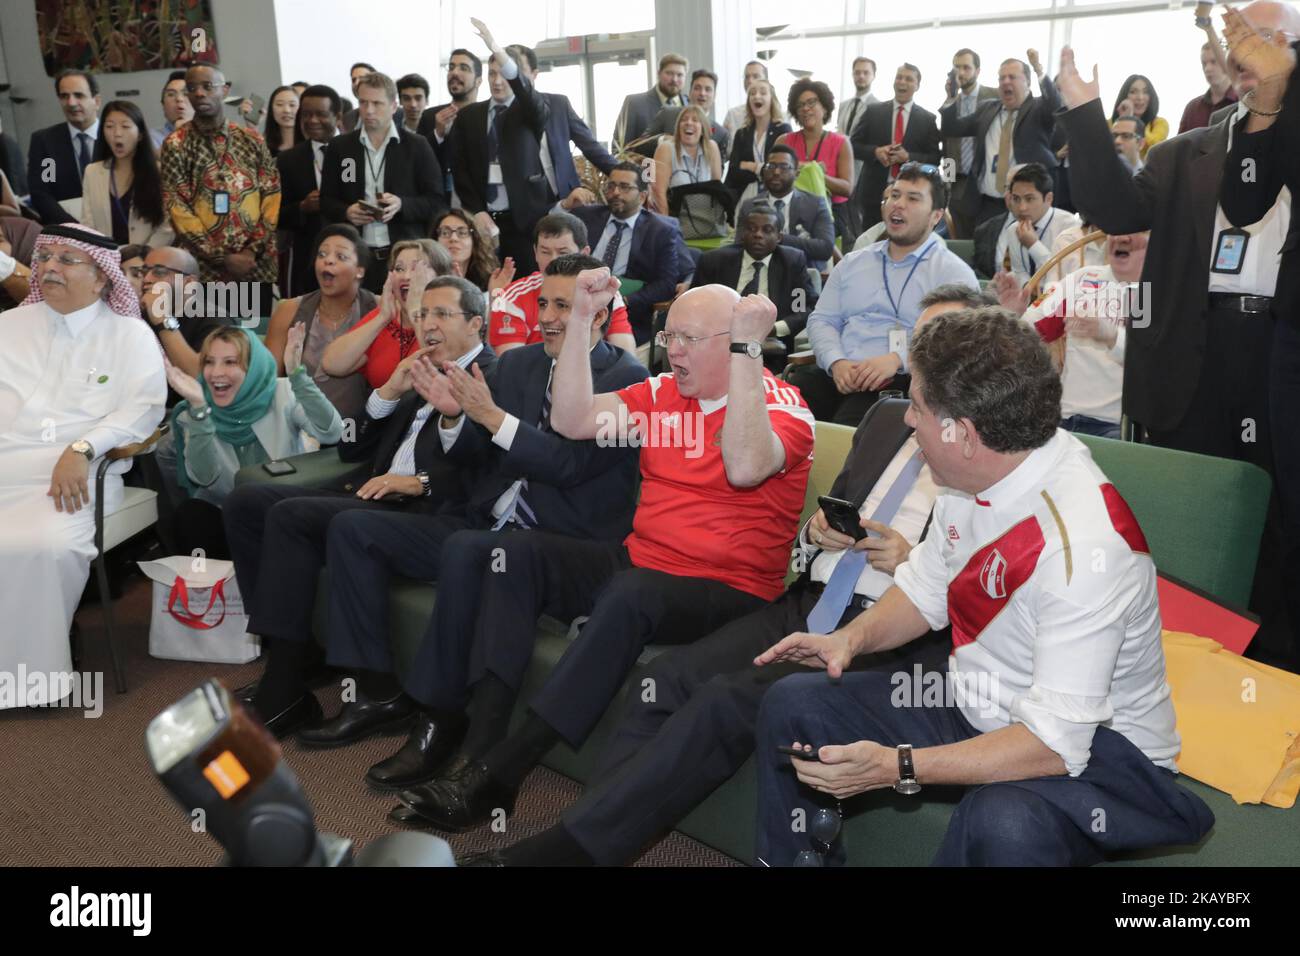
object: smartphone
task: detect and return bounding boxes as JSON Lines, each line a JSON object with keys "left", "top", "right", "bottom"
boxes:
{"left": 777, "top": 745, "right": 821, "bottom": 761}
{"left": 357, "top": 199, "right": 386, "bottom": 216}
{"left": 262, "top": 460, "right": 297, "bottom": 476}
{"left": 817, "top": 495, "right": 867, "bottom": 542}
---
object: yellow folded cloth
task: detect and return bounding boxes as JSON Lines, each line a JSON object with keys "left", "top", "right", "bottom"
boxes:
{"left": 1162, "top": 630, "right": 1300, "bottom": 808}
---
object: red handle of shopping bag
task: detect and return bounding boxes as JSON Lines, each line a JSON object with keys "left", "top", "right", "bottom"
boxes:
{"left": 166, "top": 575, "right": 227, "bottom": 630}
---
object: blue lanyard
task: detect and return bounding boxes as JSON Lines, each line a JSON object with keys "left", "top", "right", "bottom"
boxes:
{"left": 881, "top": 243, "right": 932, "bottom": 320}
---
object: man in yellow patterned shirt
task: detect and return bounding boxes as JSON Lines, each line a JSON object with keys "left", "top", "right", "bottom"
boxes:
{"left": 160, "top": 65, "right": 280, "bottom": 319}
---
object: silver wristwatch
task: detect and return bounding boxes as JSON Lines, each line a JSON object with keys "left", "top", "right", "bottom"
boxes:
{"left": 160, "top": 316, "right": 181, "bottom": 332}
{"left": 70, "top": 439, "right": 95, "bottom": 461}
{"left": 894, "top": 744, "right": 921, "bottom": 795}
{"left": 730, "top": 340, "right": 763, "bottom": 360}
{"left": 417, "top": 471, "right": 432, "bottom": 497}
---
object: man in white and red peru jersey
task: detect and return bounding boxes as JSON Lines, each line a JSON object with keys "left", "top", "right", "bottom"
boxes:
{"left": 393, "top": 275, "right": 816, "bottom": 834}
{"left": 754, "top": 305, "right": 1213, "bottom": 866}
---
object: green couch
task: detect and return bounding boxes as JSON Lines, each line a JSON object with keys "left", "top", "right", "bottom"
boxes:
{"left": 235, "top": 426, "right": 1298, "bottom": 866}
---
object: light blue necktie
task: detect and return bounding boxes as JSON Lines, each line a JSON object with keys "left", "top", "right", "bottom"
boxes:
{"left": 805, "top": 449, "right": 924, "bottom": 634}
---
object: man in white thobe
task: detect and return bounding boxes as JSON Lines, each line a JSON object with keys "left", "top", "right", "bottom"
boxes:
{"left": 0, "top": 224, "right": 166, "bottom": 706}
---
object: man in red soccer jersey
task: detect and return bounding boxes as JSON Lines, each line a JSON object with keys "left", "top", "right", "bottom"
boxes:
{"left": 391, "top": 276, "right": 815, "bottom": 831}
{"left": 488, "top": 212, "right": 637, "bottom": 355}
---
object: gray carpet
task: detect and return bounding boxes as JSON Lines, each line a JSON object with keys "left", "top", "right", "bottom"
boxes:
{"left": 0, "top": 573, "right": 739, "bottom": 867}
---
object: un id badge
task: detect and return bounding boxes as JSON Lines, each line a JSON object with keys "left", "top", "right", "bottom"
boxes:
{"left": 1211, "top": 227, "right": 1249, "bottom": 275}
{"left": 213, "top": 191, "right": 230, "bottom": 215}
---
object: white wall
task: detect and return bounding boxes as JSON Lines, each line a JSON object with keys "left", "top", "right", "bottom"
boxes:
{"left": 273, "top": 0, "right": 442, "bottom": 103}
{"left": 0, "top": 0, "right": 282, "bottom": 145}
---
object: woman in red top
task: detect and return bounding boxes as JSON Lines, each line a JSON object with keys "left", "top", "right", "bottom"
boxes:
{"left": 318, "top": 238, "right": 453, "bottom": 389}
{"left": 778, "top": 78, "right": 854, "bottom": 240}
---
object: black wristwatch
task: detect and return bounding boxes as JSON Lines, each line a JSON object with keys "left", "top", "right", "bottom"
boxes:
{"left": 416, "top": 471, "right": 432, "bottom": 497}
{"left": 730, "top": 340, "right": 763, "bottom": 359}
{"left": 894, "top": 744, "right": 921, "bottom": 795}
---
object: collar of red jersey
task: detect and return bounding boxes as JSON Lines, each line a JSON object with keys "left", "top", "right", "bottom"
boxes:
{"left": 970, "top": 429, "right": 1068, "bottom": 509}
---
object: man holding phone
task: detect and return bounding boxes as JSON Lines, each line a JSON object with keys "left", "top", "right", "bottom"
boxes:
{"left": 942, "top": 49, "right": 999, "bottom": 238}
{"left": 320, "top": 72, "right": 446, "bottom": 293}
{"left": 752, "top": 307, "right": 1213, "bottom": 867}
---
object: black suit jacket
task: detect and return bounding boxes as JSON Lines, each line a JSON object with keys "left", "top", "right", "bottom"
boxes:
{"left": 417, "top": 101, "right": 458, "bottom": 195}
{"left": 333, "top": 346, "right": 497, "bottom": 511}
{"left": 570, "top": 203, "right": 681, "bottom": 337}
{"left": 1, "top": 132, "right": 27, "bottom": 196}
{"left": 276, "top": 139, "right": 327, "bottom": 297}
{"left": 724, "top": 122, "right": 793, "bottom": 200}
{"left": 1060, "top": 98, "right": 1230, "bottom": 433}
{"left": 26, "top": 123, "right": 85, "bottom": 224}
{"left": 851, "top": 101, "right": 943, "bottom": 229}
{"left": 693, "top": 244, "right": 817, "bottom": 342}
{"left": 940, "top": 77, "right": 1063, "bottom": 216}
{"left": 443, "top": 341, "right": 648, "bottom": 541}
{"left": 1222, "top": 47, "right": 1300, "bottom": 328}
{"left": 319, "top": 127, "right": 446, "bottom": 243}
{"left": 453, "top": 73, "right": 552, "bottom": 232}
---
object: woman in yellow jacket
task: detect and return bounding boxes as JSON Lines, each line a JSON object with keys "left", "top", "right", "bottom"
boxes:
{"left": 1111, "top": 75, "right": 1168, "bottom": 159}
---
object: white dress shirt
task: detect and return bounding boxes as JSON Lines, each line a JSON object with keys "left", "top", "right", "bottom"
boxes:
{"left": 994, "top": 206, "right": 1081, "bottom": 284}
{"left": 361, "top": 121, "right": 400, "bottom": 248}
{"left": 738, "top": 250, "right": 773, "bottom": 298}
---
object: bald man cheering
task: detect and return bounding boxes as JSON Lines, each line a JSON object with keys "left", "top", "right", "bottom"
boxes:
{"left": 392, "top": 276, "right": 817, "bottom": 833}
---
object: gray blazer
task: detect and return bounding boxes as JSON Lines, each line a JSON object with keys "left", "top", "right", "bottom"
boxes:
{"left": 615, "top": 87, "right": 680, "bottom": 151}
{"left": 733, "top": 188, "right": 835, "bottom": 271}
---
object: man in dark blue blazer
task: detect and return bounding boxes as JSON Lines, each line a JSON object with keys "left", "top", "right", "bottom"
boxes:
{"left": 569, "top": 161, "right": 683, "bottom": 343}
{"left": 506, "top": 44, "right": 618, "bottom": 198}
{"left": 290, "top": 254, "right": 648, "bottom": 789}
{"left": 27, "top": 69, "right": 102, "bottom": 225}
{"left": 222, "top": 275, "right": 498, "bottom": 734}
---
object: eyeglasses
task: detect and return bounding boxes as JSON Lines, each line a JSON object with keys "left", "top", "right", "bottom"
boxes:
{"left": 795, "top": 97, "right": 822, "bottom": 111}
{"left": 185, "top": 82, "right": 223, "bottom": 94}
{"left": 125, "top": 266, "right": 148, "bottom": 279}
{"left": 793, "top": 804, "right": 844, "bottom": 867}
{"left": 411, "top": 308, "right": 471, "bottom": 321}
{"left": 33, "top": 251, "right": 93, "bottom": 267}
{"left": 1112, "top": 131, "right": 1138, "bottom": 141}
{"left": 145, "top": 263, "right": 195, "bottom": 278}
{"left": 437, "top": 227, "right": 472, "bottom": 240}
{"left": 654, "top": 329, "right": 731, "bottom": 349}
{"left": 603, "top": 181, "right": 640, "bottom": 194}
{"left": 760, "top": 161, "right": 795, "bottom": 172}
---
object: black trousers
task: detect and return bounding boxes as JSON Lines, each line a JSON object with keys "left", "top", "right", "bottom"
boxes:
{"left": 222, "top": 483, "right": 399, "bottom": 642}
{"left": 322, "top": 509, "right": 473, "bottom": 675}
{"left": 491, "top": 210, "right": 538, "bottom": 276}
{"left": 1144, "top": 305, "right": 1273, "bottom": 472}
{"left": 174, "top": 498, "right": 232, "bottom": 560}
{"left": 433, "top": 531, "right": 767, "bottom": 747}
{"left": 563, "top": 586, "right": 951, "bottom": 864}
{"left": 786, "top": 362, "right": 911, "bottom": 426}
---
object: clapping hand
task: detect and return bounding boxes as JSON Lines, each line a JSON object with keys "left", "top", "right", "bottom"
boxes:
{"left": 165, "top": 355, "right": 207, "bottom": 407}
{"left": 283, "top": 322, "right": 307, "bottom": 372}
{"left": 410, "top": 356, "right": 462, "bottom": 418}
{"left": 442, "top": 361, "right": 502, "bottom": 428}
{"left": 487, "top": 257, "right": 517, "bottom": 295}
{"left": 1056, "top": 47, "right": 1101, "bottom": 109}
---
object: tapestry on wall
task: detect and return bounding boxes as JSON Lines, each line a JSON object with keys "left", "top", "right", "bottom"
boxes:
{"left": 36, "top": 0, "right": 221, "bottom": 74}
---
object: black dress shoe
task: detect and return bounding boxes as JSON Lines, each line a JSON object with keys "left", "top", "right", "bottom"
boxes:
{"left": 397, "top": 759, "right": 517, "bottom": 833}
{"left": 366, "top": 719, "right": 468, "bottom": 792}
{"left": 261, "top": 693, "right": 323, "bottom": 740}
{"left": 232, "top": 678, "right": 260, "bottom": 705}
{"left": 458, "top": 850, "right": 509, "bottom": 867}
{"left": 296, "top": 693, "right": 417, "bottom": 748}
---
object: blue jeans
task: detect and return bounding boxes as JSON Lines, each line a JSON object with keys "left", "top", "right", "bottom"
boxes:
{"left": 1061, "top": 414, "right": 1121, "bottom": 440}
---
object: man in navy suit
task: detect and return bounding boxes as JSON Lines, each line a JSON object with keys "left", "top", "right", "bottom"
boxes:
{"left": 27, "top": 69, "right": 102, "bottom": 225}
{"left": 569, "top": 161, "right": 682, "bottom": 343}
{"left": 851, "top": 64, "right": 943, "bottom": 234}
{"left": 222, "top": 275, "right": 498, "bottom": 734}
{"left": 939, "top": 50, "right": 1062, "bottom": 230}
{"left": 288, "top": 254, "right": 647, "bottom": 790}
{"left": 697, "top": 201, "right": 817, "bottom": 359}
{"left": 506, "top": 43, "right": 618, "bottom": 199}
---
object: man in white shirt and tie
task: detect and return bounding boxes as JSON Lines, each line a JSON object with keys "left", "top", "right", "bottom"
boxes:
{"left": 992, "top": 162, "right": 1080, "bottom": 285}
{"left": 0, "top": 225, "right": 166, "bottom": 707}
{"left": 27, "top": 70, "right": 102, "bottom": 225}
